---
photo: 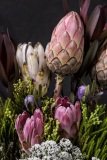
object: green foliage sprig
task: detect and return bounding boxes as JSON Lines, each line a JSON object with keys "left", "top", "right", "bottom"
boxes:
{"left": 79, "top": 102, "right": 107, "bottom": 160}
{"left": 42, "top": 97, "right": 60, "bottom": 142}
{"left": 13, "top": 79, "right": 34, "bottom": 113}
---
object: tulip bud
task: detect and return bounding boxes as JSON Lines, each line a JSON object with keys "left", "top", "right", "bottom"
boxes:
{"left": 54, "top": 97, "right": 81, "bottom": 139}
{"left": 24, "top": 95, "right": 35, "bottom": 113}
{"left": 15, "top": 109, "right": 44, "bottom": 152}
{"left": 77, "top": 85, "right": 86, "bottom": 100}
{"left": 15, "top": 111, "right": 29, "bottom": 143}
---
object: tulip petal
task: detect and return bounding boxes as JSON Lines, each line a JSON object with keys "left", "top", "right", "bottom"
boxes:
{"left": 35, "top": 117, "right": 44, "bottom": 136}
{"left": 23, "top": 118, "right": 31, "bottom": 143}
{"left": 70, "top": 104, "right": 76, "bottom": 123}
{"left": 34, "top": 108, "right": 43, "bottom": 122}
{"left": 61, "top": 112, "right": 71, "bottom": 136}
{"left": 15, "top": 111, "right": 29, "bottom": 143}
{"left": 75, "top": 101, "right": 81, "bottom": 128}
{"left": 55, "top": 106, "right": 66, "bottom": 122}
{"left": 31, "top": 128, "right": 40, "bottom": 146}
{"left": 70, "top": 124, "right": 77, "bottom": 138}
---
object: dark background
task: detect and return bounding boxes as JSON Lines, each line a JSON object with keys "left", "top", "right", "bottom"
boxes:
{"left": 0, "top": 0, "right": 106, "bottom": 46}
{"left": 0, "top": 0, "right": 107, "bottom": 103}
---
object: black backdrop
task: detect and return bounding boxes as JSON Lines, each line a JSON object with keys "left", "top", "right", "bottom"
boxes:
{"left": 0, "top": 0, "right": 107, "bottom": 102}
{"left": 0, "top": 0, "right": 106, "bottom": 46}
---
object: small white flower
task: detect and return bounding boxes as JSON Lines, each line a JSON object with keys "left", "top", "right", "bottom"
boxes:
{"left": 58, "top": 151, "right": 73, "bottom": 160}
{"left": 59, "top": 138, "right": 73, "bottom": 152}
{"left": 92, "top": 157, "right": 100, "bottom": 160}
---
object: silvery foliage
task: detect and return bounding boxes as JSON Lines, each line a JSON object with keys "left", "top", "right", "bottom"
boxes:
{"left": 25, "top": 138, "right": 84, "bottom": 160}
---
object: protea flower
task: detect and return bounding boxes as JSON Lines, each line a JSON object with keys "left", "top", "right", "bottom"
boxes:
{"left": 45, "top": 11, "right": 84, "bottom": 76}
{"left": 16, "top": 42, "right": 50, "bottom": 97}
{"left": 54, "top": 97, "right": 81, "bottom": 139}
{"left": 15, "top": 108, "right": 44, "bottom": 152}
{"left": 45, "top": 10, "right": 84, "bottom": 98}
{"left": 91, "top": 36, "right": 107, "bottom": 87}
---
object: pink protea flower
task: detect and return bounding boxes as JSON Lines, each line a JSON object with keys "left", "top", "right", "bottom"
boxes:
{"left": 45, "top": 11, "right": 84, "bottom": 75}
{"left": 15, "top": 108, "right": 44, "bottom": 151}
{"left": 54, "top": 97, "right": 81, "bottom": 138}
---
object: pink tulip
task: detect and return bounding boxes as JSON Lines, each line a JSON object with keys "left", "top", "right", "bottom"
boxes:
{"left": 15, "top": 111, "right": 29, "bottom": 143}
{"left": 15, "top": 108, "right": 44, "bottom": 151}
{"left": 54, "top": 97, "right": 81, "bottom": 138}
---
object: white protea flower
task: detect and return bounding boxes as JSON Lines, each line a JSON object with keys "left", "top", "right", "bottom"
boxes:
{"left": 34, "top": 42, "right": 46, "bottom": 70}
{"left": 16, "top": 42, "right": 50, "bottom": 96}
{"left": 26, "top": 43, "right": 39, "bottom": 80}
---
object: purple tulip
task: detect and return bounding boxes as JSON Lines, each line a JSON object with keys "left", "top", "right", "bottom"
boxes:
{"left": 15, "top": 108, "right": 44, "bottom": 151}
{"left": 54, "top": 97, "right": 81, "bottom": 138}
{"left": 77, "top": 85, "right": 86, "bottom": 100}
{"left": 24, "top": 95, "right": 35, "bottom": 109}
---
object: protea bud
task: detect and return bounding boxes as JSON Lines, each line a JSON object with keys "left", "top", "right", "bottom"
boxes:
{"left": 91, "top": 41, "right": 107, "bottom": 86}
{"left": 16, "top": 42, "right": 50, "bottom": 96}
{"left": 15, "top": 108, "right": 44, "bottom": 152}
{"left": 45, "top": 11, "right": 84, "bottom": 76}
{"left": 54, "top": 97, "right": 81, "bottom": 139}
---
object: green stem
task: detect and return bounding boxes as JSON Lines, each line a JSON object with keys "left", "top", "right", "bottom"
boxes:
{"left": 54, "top": 74, "right": 64, "bottom": 99}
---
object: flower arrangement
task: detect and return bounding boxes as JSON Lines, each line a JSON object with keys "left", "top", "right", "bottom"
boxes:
{"left": 0, "top": 0, "right": 107, "bottom": 160}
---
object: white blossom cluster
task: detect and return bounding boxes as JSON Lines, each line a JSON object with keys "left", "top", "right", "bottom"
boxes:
{"left": 26, "top": 138, "right": 83, "bottom": 160}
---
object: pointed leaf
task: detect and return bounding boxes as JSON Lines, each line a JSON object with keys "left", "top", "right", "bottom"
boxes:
{"left": 99, "top": 30, "right": 107, "bottom": 40}
{"left": 0, "top": 33, "right": 3, "bottom": 58}
{"left": 86, "top": 5, "right": 107, "bottom": 40}
{"left": 0, "top": 61, "right": 8, "bottom": 86}
{"left": 13, "top": 55, "right": 20, "bottom": 80}
{"left": 3, "top": 31, "right": 16, "bottom": 79}
{"left": 99, "top": 23, "right": 107, "bottom": 40}
{"left": 80, "top": 0, "right": 90, "bottom": 24}
{"left": 78, "top": 40, "right": 99, "bottom": 76}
